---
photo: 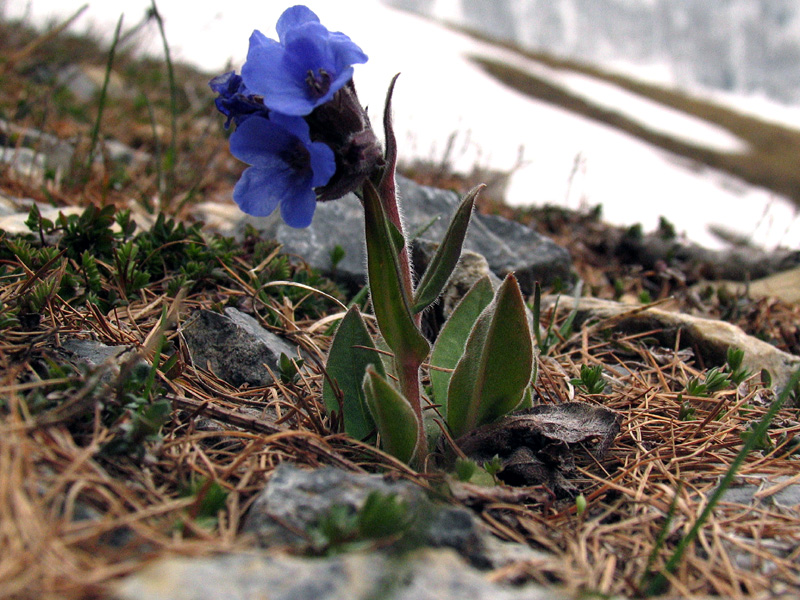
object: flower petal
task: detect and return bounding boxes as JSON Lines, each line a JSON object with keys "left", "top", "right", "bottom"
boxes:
{"left": 229, "top": 116, "right": 295, "bottom": 166}
{"left": 280, "top": 186, "right": 317, "bottom": 228}
{"left": 241, "top": 10, "right": 367, "bottom": 115}
{"left": 269, "top": 112, "right": 312, "bottom": 141}
{"left": 308, "top": 141, "right": 336, "bottom": 188}
{"left": 329, "top": 32, "right": 368, "bottom": 68}
{"left": 232, "top": 166, "right": 282, "bottom": 217}
{"left": 276, "top": 5, "right": 320, "bottom": 40}
{"left": 243, "top": 33, "right": 313, "bottom": 115}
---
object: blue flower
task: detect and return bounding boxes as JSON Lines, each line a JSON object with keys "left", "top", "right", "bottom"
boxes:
{"left": 209, "top": 71, "right": 269, "bottom": 128}
{"left": 241, "top": 5, "right": 368, "bottom": 116}
{"left": 229, "top": 113, "right": 336, "bottom": 227}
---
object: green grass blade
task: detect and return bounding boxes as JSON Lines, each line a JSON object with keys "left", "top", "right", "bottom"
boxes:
{"left": 85, "top": 14, "right": 123, "bottom": 176}
{"left": 149, "top": 0, "right": 178, "bottom": 203}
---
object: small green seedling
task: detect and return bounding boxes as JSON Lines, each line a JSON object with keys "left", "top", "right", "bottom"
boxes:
{"left": 329, "top": 244, "right": 346, "bottom": 269}
{"left": 453, "top": 457, "right": 497, "bottom": 487}
{"left": 570, "top": 364, "right": 606, "bottom": 395}
{"left": 725, "top": 347, "right": 751, "bottom": 386}
{"left": 308, "top": 491, "right": 417, "bottom": 554}
{"left": 454, "top": 457, "right": 477, "bottom": 482}
{"left": 279, "top": 352, "right": 305, "bottom": 384}
{"left": 677, "top": 397, "right": 696, "bottom": 421}
{"left": 739, "top": 421, "right": 775, "bottom": 453}
{"left": 685, "top": 367, "right": 729, "bottom": 397}
{"left": 575, "top": 493, "right": 587, "bottom": 516}
{"left": 482, "top": 455, "right": 504, "bottom": 484}
{"left": 180, "top": 478, "right": 229, "bottom": 531}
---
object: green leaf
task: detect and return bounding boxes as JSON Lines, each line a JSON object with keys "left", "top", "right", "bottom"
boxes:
{"left": 446, "top": 274, "right": 534, "bottom": 439}
{"left": 430, "top": 276, "right": 494, "bottom": 418}
{"left": 329, "top": 244, "right": 346, "bottom": 268}
{"left": 362, "top": 366, "right": 420, "bottom": 463}
{"left": 387, "top": 220, "right": 406, "bottom": 257}
{"left": 412, "top": 185, "right": 482, "bottom": 313}
{"left": 322, "top": 305, "right": 383, "bottom": 441}
{"left": 516, "top": 385, "right": 534, "bottom": 410}
{"left": 362, "top": 180, "right": 429, "bottom": 365}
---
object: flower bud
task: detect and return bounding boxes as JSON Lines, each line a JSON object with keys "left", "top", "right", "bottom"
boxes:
{"left": 304, "top": 79, "right": 384, "bottom": 201}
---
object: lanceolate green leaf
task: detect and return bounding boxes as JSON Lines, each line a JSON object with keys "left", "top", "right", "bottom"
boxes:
{"left": 323, "top": 305, "right": 383, "bottom": 441}
{"left": 412, "top": 185, "right": 482, "bottom": 313}
{"left": 446, "top": 274, "right": 534, "bottom": 439}
{"left": 430, "top": 276, "right": 494, "bottom": 418}
{"left": 362, "top": 367, "right": 420, "bottom": 463}
{"left": 362, "top": 180, "right": 429, "bottom": 365}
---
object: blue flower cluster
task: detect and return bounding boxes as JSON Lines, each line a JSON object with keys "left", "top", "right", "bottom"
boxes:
{"left": 211, "top": 5, "right": 371, "bottom": 228}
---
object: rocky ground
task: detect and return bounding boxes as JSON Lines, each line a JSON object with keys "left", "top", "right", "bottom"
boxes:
{"left": 1, "top": 11, "right": 800, "bottom": 600}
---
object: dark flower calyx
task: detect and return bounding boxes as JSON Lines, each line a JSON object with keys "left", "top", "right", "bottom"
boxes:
{"left": 305, "top": 79, "right": 383, "bottom": 201}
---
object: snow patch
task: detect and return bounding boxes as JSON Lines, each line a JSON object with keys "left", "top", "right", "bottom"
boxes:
{"left": 4, "top": 0, "right": 799, "bottom": 249}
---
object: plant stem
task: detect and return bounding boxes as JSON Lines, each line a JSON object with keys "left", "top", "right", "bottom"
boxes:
{"left": 395, "top": 355, "right": 426, "bottom": 467}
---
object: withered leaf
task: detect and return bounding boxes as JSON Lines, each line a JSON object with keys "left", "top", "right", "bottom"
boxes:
{"left": 454, "top": 402, "right": 622, "bottom": 493}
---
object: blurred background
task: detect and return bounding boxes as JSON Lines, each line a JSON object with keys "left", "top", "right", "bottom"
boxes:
{"left": 3, "top": 0, "right": 800, "bottom": 249}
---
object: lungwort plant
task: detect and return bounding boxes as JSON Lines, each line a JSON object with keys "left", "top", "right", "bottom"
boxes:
{"left": 211, "top": 5, "right": 535, "bottom": 467}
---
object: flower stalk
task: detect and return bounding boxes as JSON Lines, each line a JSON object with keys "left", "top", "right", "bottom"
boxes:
{"left": 212, "top": 5, "right": 535, "bottom": 470}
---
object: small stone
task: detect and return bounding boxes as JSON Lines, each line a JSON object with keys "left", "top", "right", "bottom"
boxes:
{"left": 56, "top": 64, "right": 126, "bottom": 104}
{"left": 242, "top": 464, "right": 431, "bottom": 548}
{"left": 0, "top": 204, "right": 84, "bottom": 235}
{"left": 721, "top": 475, "right": 800, "bottom": 509}
{"left": 61, "top": 338, "right": 131, "bottom": 367}
{"left": 242, "top": 464, "right": 549, "bottom": 571}
{"left": 181, "top": 308, "right": 300, "bottom": 388}
{"left": 59, "top": 337, "right": 145, "bottom": 382}
{"left": 1, "top": 118, "right": 75, "bottom": 180}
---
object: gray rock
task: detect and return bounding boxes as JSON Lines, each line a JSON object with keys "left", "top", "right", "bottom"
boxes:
{"left": 1, "top": 118, "right": 149, "bottom": 184}
{"left": 69, "top": 501, "right": 136, "bottom": 549}
{"left": 242, "top": 464, "right": 429, "bottom": 548}
{"left": 0, "top": 192, "right": 19, "bottom": 218}
{"left": 56, "top": 64, "right": 126, "bottom": 104}
{"left": 242, "top": 464, "right": 547, "bottom": 570}
{"left": 238, "top": 175, "right": 571, "bottom": 294}
{"left": 0, "top": 203, "right": 84, "bottom": 235}
{"left": 715, "top": 475, "right": 800, "bottom": 576}
{"left": 721, "top": 475, "right": 800, "bottom": 509}
{"left": 181, "top": 307, "right": 300, "bottom": 388}
{"left": 58, "top": 337, "right": 146, "bottom": 382}
{"left": 1, "top": 118, "right": 75, "bottom": 181}
{"left": 114, "top": 548, "right": 569, "bottom": 600}
{"left": 61, "top": 338, "right": 131, "bottom": 367}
